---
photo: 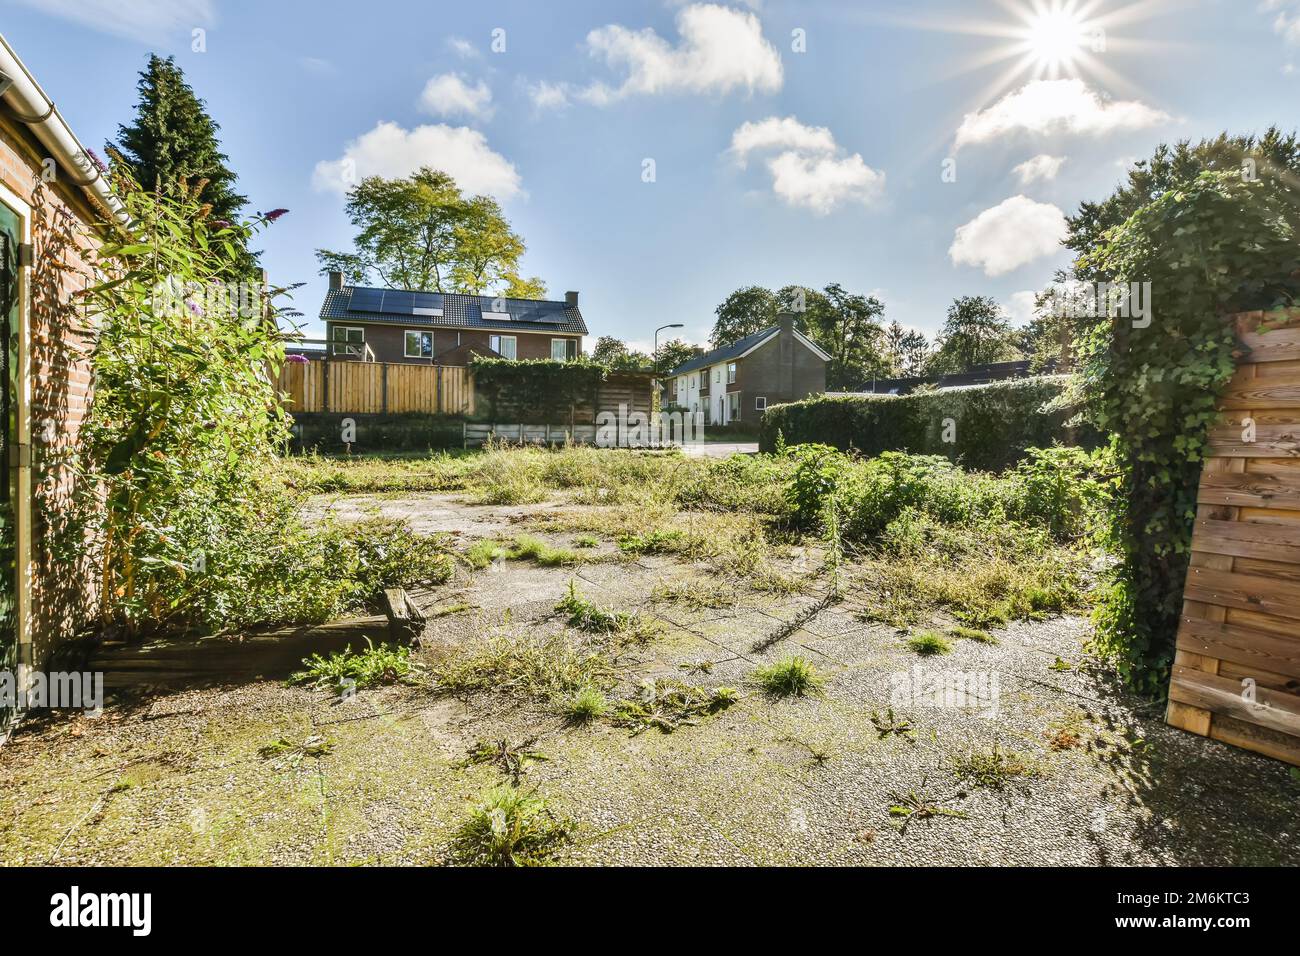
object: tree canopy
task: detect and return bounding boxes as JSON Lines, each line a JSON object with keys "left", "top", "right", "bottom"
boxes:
{"left": 112, "top": 54, "right": 253, "bottom": 273}
{"left": 315, "top": 167, "right": 545, "bottom": 296}
{"left": 927, "top": 296, "right": 1021, "bottom": 374}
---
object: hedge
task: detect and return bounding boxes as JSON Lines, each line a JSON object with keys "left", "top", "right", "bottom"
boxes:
{"left": 758, "top": 376, "right": 1101, "bottom": 471}
{"left": 287, "top": 413, "right": 464, "bottom": 453}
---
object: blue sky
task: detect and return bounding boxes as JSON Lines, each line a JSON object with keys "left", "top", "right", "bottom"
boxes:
{"left": 3, "top": 0, "right": 1298, "bottom": 349}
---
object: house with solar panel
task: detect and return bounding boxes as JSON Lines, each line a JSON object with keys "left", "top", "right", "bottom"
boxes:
{"left": 318, "top": 272, "right": 587, "bottom": 364}
{"left": 661, "top": 312, "right": 828, "bottom": 425}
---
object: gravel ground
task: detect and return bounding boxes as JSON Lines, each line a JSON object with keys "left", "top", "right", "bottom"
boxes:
{"left": 2, "top": 494, "right": 1296, "bottom": 867}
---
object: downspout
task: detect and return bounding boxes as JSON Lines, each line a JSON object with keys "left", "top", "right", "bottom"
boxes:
{"left": 0, "top": 31, "right": 128, "bottom": 224}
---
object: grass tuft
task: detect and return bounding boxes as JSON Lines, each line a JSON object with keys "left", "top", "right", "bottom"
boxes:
{"left": 749, "top": 655, "right": 825, "bottom": 697}
{"left": 449, "top": 786, "right": 570, "bottom": 867}
{"left": 561, "top": 686, "right": 608, "bottom": 723}
{"left": 289, "top": 639, "right": 416, "bottom": 691}
{"left": 906, "top": 630, "right": 953, "bottom": 656}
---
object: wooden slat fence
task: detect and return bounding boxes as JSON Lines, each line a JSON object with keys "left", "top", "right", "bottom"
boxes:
{"left": 276, "top": 361, "right": 474, "bottom": 416}
{"left": 1167, "top": 308, "right": 1300, "bottom": 766}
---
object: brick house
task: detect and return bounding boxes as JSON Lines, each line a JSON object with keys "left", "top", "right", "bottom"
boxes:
{"left": 662, "top": 313, "right": 828, "bottom": 424}
{"left": 1, "top": 32, "right": 124, "bottom": 736}
{"left": 319, "top": 272, "right": 587, "bottom": 364}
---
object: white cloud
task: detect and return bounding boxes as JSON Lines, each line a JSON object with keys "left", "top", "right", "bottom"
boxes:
{"left": 1265, "top": 1, "right": 1300, "bottom": 45}
{"left": 728, "top": 115, "right": 883, "bottom": 214}
{"left": 447, "top": 36, "right": 480, "bottom": 58}
{"left": 949, "top": 196, "right": 1067, "bottom": 276}
{"left": 312, "top": 121, "right": 522, "bottom": 200}
{"left": 11, "top": 0, "right": 214, "bottom": 45}
{"left": 528, "top": 80, "right": 571, "bottom": 111}
{"left": 581, "top": 3, "right": 782, "bottom": 102}
{"left": 729, "top": 117, "right": 837, "bottom": 166}
{"left": 1005, "top": 290, "right": 1039, "bottom": 326}
{"left": 299, "top": 57, "right": 335, "bottom": 76}
{"left": 1013, "top": 154, "right": 1066, "bottom": 184}
{"left": 766, "top": 152, "right": 884, "bottom": 214}
{"left": 419, "top": 73, "right": 493, "bottom": 119}
{"left": 954, "top": 79, "right": 1169, "bottom": 149}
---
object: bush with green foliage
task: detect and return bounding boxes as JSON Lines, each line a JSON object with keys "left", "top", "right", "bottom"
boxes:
{"left": 759, "top": 375, "right": 1099, "bottom": 471}
{"left": 74, "top": 163, "right": 451, "bottom": 637}
{"left": 1076, "top": 170, "right": 1300, "bottom": 693}
{"left": 469, "top": 358, "right": 607, "bottom": 423}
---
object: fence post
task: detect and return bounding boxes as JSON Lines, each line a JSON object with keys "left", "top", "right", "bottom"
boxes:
{"left": 436, "top": 365, "right": 442, "bottom": 414}
{"left": 322, "top": 358, "right": 330, "bottom": 413}
{"left": 381, "top": 363, "right": 388, "bottom": 415}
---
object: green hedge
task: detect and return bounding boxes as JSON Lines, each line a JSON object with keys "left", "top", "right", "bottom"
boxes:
{"left": 288, "top": 413, "right": 463, "bottom": 453}
{"left": 759, "top": 376, "right": 1100, "bottom": 471}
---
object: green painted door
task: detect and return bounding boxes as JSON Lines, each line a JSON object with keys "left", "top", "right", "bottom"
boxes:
{"left": 0, "top": 202, "right": 18, "bottom": 735}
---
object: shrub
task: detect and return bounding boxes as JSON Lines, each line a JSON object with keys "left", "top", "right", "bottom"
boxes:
{"left": 759, "top": 376, "right": 1100, "bottom": 471}
{"left": 1076, "top": 170, "right": 1300, "bottom": 692}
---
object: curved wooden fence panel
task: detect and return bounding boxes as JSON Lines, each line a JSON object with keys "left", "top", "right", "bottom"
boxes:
{"left": 1167, "top": 309, "right": 1300, "bottom": 766}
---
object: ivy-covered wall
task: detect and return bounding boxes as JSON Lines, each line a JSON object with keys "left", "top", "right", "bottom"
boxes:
{"left": 469, "top": 359, "right": 652, "bottom": 425}
{"left": 758, "top": 376, "right": 1100, "bottom": 472}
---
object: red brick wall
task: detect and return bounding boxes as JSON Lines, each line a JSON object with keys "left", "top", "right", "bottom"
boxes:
{"left": 1, "top": 118, "right": 101, "bottom": 665}
{"left": 327, "top": 320, "right": 582, "bottom": 364}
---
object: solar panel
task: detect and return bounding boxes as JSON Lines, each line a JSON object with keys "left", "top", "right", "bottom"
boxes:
{"left": 383, "top": 291, "right": 415, "bottom": 314}
{"left": 348, "top": 288, "right": 384, "bottom": 312}
{"left": 412, "top": 291, "right": 443, "bottom": 316}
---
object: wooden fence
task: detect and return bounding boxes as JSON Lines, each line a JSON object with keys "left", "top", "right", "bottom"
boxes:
{"left": 277, "top": 361, "right": 474, "bottom": 416}
{"left": 1167, "top": 308, "right": 1300, "bottom": 766}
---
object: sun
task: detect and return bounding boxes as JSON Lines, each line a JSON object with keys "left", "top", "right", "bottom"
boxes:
{"left": 1025, "top": 7, "right": 1090, "bottom": 70}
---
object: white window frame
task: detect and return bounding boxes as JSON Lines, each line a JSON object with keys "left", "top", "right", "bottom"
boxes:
{"left": 331, "top": 325, "right": 364, "bottom": 356}
{"left": 404, "top": 329, "right": 433, "bottom": 359}
{"left": 727, "top": 362, "right": 737, "bottom": 384}
{"left": 490, "top": 334, "right": 517, "bottom": 360}
{"left": 551, "top": 338, "right": 576, "bottom": 361}
{"left": 755, "top": 396, "right": 767, "bottom": 411}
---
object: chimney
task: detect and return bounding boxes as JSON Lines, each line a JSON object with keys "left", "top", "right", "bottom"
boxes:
{"left": 776, "top": 311, "right": 795, "bottom": 398}
{"left": 329, "top": 270, "right": 344, "bottom": 291}
{"left": 565, "top": 290, "right": 579, "bottom": 307}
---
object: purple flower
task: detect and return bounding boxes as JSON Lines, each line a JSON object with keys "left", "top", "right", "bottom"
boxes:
{"left": 86, "top": 148, "right": 108, "bottom": 173}
{"left": 286, "top": 353, "right": 310, "bottom": 364}
{"left": 260, "top": 208, "right": 289, "bottom": 223}
{"left": 211, "top": 219, "right": 232, "bottom": 229}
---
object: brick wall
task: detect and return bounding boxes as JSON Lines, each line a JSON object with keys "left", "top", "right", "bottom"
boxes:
{"left": 326, "top": 320, "right": 581, "bottom": 364}
{"left": 734, "top": 329, "right": 826, "bottom": 422}
{"left": 1, "top": 118, "right": 101, "bottom": 666}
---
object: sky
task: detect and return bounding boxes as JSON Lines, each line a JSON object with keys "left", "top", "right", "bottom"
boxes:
{"left": 3, "top": 0, "right": 1298, "bottom": 351}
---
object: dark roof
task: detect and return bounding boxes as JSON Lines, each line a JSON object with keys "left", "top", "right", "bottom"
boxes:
{"left": 666, "top": 326, "right": 779, "bottom": 377}
{"left": 320, "top": 285, "right": 588, "bottom": 335}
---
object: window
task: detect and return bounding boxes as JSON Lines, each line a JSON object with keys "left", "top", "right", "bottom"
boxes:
{"left": 331, "top": 325, "right": 363, "bottom": 355}
{"left": 404, "top": 330, "right": 433, "bottom": 359}
{"left": 727, "top": 362, "right": 737, "bottom": 384}
{"left": 714, "top": 368, "right": 721, "bottom": 383}
{"left": 551, "top": 338, "right": 577, "bottom": 361}
{"left": 755, "top": 396, "right": 767, "bottom": 411}
{"left": 490, "top": 334, "right": 517, "bottom": 360}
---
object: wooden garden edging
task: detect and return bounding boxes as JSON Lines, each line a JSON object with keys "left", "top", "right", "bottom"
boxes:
{"left": 1167, "top": 308, "right": 1300, "bottom": 766}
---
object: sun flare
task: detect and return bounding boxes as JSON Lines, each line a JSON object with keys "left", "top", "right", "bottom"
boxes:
{"left": 1025, "top": 7, "right": 1090, "bottom": 69}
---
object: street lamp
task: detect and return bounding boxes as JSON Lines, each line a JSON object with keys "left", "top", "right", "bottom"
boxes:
{"left": 654, "top": 323, "right": 685, "bottom": 406}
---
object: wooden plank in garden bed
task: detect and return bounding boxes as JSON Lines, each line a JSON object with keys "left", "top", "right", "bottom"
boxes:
{"left": 66, "top": 589, "right": 425, "bottom": 691}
